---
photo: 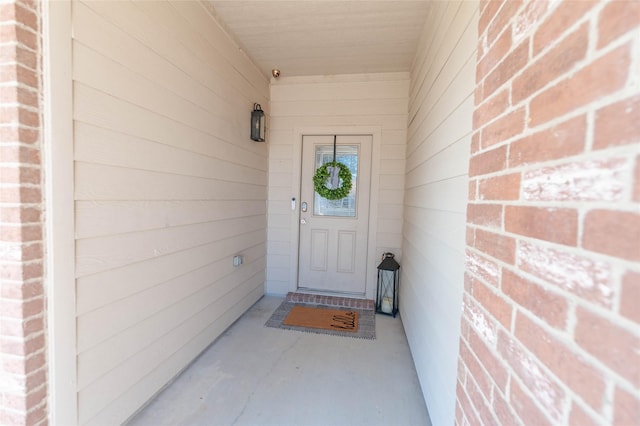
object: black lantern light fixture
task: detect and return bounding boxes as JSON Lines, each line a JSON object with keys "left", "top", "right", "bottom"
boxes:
{"left": 251, "top": 103, "right": 266, "bottom": 142}
{"left": 376, "top": 252, "right": 400, "bottom": 317}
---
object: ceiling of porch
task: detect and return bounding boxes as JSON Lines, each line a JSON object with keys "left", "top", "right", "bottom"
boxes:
{"left": 208, "top": 1, "right": 432, "bottom": 78}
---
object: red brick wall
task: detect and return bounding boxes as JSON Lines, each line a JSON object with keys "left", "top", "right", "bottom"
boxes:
{"left": 0, "top": 0, "right": 47, "bottom": 424}
{"left": 459, "top": 0, "right": 640, "bottom": 424}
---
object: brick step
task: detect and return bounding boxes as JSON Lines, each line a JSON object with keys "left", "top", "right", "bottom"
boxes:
{"left": 285, "top": 292, "right": 375, "bottom": 310}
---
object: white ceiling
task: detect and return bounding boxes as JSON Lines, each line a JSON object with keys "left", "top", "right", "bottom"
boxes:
{"left": 208, "top": 1, "right": 432, "bottom": 78}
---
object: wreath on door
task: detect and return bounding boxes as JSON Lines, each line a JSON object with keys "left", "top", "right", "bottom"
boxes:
{"left": 313, "top": 161, "right": 352, "bottom": 200}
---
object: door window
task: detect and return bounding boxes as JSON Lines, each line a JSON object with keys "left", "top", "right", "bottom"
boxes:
{"left": 313, "top": 144, "right": 358, "bottom": 217}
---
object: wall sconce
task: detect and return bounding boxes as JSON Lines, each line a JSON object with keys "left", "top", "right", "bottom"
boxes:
{"left": 251, "top": 103, "right": 266, "bottom": 142}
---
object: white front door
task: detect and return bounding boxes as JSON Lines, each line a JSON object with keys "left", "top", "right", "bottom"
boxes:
{"left": 297, "top": 135, "right": 372, "bottom": 295}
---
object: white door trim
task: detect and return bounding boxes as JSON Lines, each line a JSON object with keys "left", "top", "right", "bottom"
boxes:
{"left": 290, "top": 126, "right": 382, "bottom": 300}
{"left": 42, "top": 1, "right": 77, "bottom": 424}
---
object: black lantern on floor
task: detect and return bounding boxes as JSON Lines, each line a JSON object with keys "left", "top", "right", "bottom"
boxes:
{"left": 376, "top": 252, "right": 400, "bottom": 317}
{"left": 251, "top": 103, "right": 266, "bottom": 142}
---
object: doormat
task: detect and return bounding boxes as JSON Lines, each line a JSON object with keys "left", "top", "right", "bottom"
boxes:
{"left": 265, "top": 301, "right": 375, "bottom": 340}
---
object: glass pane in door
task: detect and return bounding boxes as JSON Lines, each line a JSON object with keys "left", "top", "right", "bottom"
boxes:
{"left": 313, "top": 144, "right": 358, "bottom": 217}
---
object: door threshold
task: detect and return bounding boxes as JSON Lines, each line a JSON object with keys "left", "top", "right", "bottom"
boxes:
{"left": 286, "top": 291, "right": 374, "bottom": 310}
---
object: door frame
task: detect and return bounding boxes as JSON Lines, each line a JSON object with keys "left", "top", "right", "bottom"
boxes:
{"left": 43, "top": 1, "right": 77, "bottom": 424}
{"left": 289, "top": 126, "right": 382, "bottom": 300}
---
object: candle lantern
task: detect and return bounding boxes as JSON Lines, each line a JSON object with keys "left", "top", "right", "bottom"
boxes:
{"left": 376, "top": 252, "right": 400, "bottom": 317}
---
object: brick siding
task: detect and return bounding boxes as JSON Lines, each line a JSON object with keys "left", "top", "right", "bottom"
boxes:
{"left": 458, "top": 1, "right": 640, "bottom": 424}
{"left": 0, "top": 0, "right": 47, "bottom": 424}
{"left": 285, "top": 292, "right": 375, "bottom": 310}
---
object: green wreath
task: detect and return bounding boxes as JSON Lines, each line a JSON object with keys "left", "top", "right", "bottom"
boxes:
{"left": 313, "top": 161, "right": 352, "bottom": 200}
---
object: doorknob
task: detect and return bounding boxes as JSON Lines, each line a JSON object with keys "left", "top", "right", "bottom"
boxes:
{"left": 301, "top": 202, "right": 308, "bottom": 212}
{"left": 300, "top": 218, "right": 307, "bottom": 225}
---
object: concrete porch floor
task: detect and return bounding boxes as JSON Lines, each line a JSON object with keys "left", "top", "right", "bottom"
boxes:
{"left": 127, "top": 296, "right": 431, "bottom": 426}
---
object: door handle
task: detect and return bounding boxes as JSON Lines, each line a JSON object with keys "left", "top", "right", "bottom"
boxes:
{"left": 300, "top": 218, "right": 307, "bottom": 225}
{"left": 301, "top": 202, "right": 308, "bottom": 213}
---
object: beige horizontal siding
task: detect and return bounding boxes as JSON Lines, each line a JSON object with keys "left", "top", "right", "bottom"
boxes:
{"left": 267, "top": 73, "right": 409, "bottom": 296}
{"left": 72, "top": 1, "right": 269, "bottom": 424}
{"left": 401, "top": 2, "right": 478, "bottom": 425}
